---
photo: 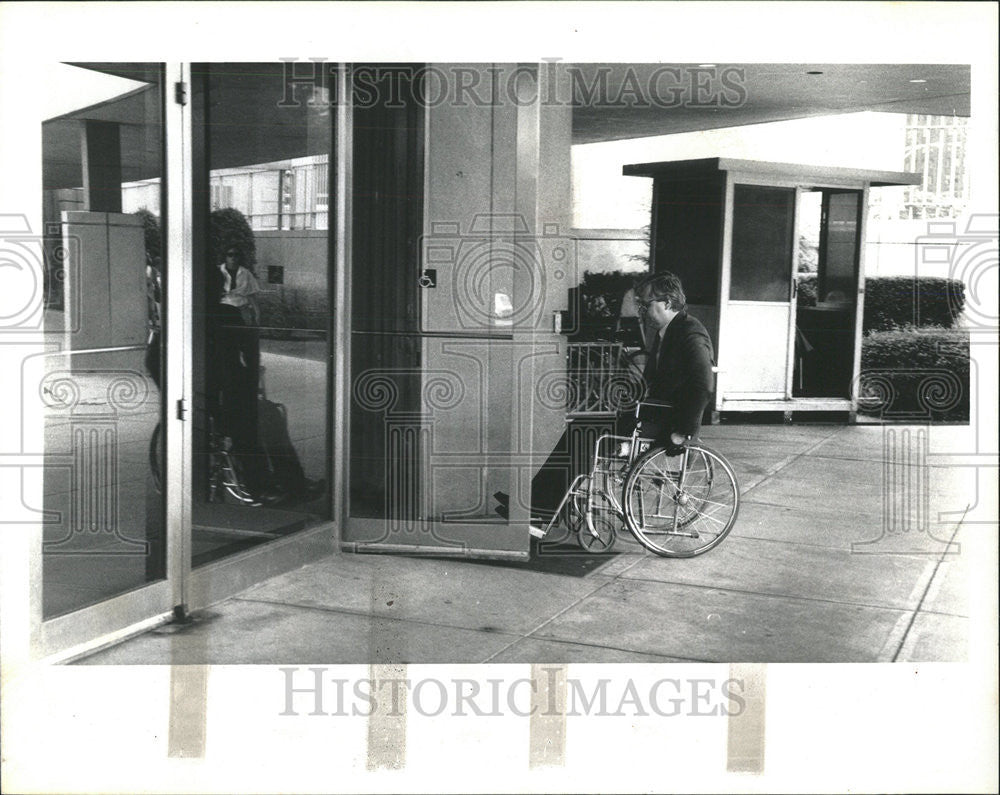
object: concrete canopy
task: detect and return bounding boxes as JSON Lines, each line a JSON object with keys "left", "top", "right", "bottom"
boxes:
{"left": 571, "top": 63, "right": 970, "bottom": 144}
{"left": 42, "top": 62, "right": 971, "bottom": 189}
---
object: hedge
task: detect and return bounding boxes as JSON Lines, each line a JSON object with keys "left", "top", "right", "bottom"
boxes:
{"left": 859, "top": 327, "right": 969, "bottom": 421}
{"left": 863, "top": 276, "right": 965, "bottom": 332}
{"left": 210, "top": 208, "right": 257, "bottom": 271}
{"left": 798, "top": 274, "right": 966, "bottom": 332}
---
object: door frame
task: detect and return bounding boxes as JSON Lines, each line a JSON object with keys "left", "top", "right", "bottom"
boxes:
{"left": 33, "top": 63, "right": 186, "bottom": 661}
{"left": 718, "top": 170, "right": 867, "bottom": 412}
{"left": 183, "top": 61, "right": 340, "bottom": 612}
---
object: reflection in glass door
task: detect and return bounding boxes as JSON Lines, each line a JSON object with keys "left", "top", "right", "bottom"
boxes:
{"left": 40, "top": 63, "right": 167, "bottom": 618}
{"left": 190, "top": 63, "right": 332, "bottom": 568}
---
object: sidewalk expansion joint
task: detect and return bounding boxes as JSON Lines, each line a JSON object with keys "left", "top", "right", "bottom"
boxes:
{"left": 502, "top": 634, "right": 712, "bottom": 664}
{"left": 230, "top": 594, "right": 523, "bottom": 640}
{"left": 889, "top": 507, "right": 970, "bottom": 662}
{"left": 737, "top": 428, "right": 841, "bottom": 500}
{"left": 726, "top": 527, "right": 951, "bottom": 560}
{"left": 482, "top": 577, "right": 621, "bottom": 663}
{"left": 613, "top": 573, "right": 924, "bottom": 615}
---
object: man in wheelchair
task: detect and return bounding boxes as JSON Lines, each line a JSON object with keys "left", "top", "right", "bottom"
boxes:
{"left": 624, "top": 271, "right": 715, "bottom": 456}
{"left": 497, "top": 270, "right": 716, "bottom": 525}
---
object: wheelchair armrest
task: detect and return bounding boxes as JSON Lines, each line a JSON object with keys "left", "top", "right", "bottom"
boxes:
{"left": 635, "top": 399, "right": 673, "bottom": 419}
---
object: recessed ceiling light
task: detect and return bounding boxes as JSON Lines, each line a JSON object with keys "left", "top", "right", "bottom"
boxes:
{"left": 909, "top": 79, "right": 927, "bottom": 83}
{"left": 697, "top": 64, "right": 716, "bottom": 68}
{"left": 806, "top": 70, "right": 824, "bottom": 75}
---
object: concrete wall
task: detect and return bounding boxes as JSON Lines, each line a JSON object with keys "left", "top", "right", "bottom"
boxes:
{"left": 254, "top": 230, "right": 328, "bottom": 314}
{"left": 572, "top": 228, "right": 649, "bottom": 276}
{"left": 422, "top": 64, "right": 517, "bottom": 531}
{"left": 420, "top": 64, "right": 574, "bottom": 541}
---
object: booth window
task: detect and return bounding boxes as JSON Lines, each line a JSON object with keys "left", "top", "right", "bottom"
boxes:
{"left": 730, "top": 185, "right": 795, "bottom": 302}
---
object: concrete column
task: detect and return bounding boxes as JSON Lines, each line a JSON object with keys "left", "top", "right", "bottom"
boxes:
{"left": 419, "top": 63, "right": 573, "bottom": 549}
{"left": 511, "top": 63, "right": 575, "bottom": 523}
{"left": 80, "top": 120, "right": 122, "bottom": 213}
{"left": 62, "top": 211, "right": 146, "bottom": 361}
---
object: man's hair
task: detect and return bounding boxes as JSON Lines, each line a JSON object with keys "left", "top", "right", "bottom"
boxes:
{"left": 635, "top": 271, "right": 686, "bottom": 312}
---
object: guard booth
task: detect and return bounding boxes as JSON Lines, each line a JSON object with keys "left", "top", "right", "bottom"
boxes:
{"left": 623, "top": 158, "right": 921, "bottom": 418}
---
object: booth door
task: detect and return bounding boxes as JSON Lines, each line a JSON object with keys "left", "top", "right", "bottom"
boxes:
{"left": 723, "top": 184, "right": 798, "bottom": 398}
{"left": 793, "top": 189, "right": 863, "bottom": 398}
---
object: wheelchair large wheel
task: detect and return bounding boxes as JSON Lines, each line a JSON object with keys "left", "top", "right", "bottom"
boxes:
{"left": 621, "top": 444, "right": 739, "bottom": 557}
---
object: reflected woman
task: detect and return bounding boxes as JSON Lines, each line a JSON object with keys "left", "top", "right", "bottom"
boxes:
{"left": 218, "top": 246, "right": 261, "bottom": 369}
{"left": 209, "top": 247, "right": 262, "bottom": 488}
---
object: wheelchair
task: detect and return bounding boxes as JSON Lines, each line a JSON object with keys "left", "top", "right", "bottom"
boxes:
{"left": 535, "top": 401, "right": 740, "bottom": 558}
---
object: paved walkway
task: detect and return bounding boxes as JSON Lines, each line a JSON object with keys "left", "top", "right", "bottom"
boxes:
{"left": 80, "top": 422, "right": 985, "bottom": 664}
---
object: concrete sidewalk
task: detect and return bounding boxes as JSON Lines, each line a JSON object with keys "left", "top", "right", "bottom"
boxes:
{"left": 79, "top": 422, "right": 981, "bottom": 664}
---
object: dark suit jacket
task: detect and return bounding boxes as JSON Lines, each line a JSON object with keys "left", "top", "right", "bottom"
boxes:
{"left": 643, "top": 310, "right": 715, "bottom": 438}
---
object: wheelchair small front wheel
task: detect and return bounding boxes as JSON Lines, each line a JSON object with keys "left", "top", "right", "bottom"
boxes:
{"left": 580, "top": 512, "right": 617, "bottom": 553}
{"left": 621, "top": 444, "right": 739, "bottom": 557}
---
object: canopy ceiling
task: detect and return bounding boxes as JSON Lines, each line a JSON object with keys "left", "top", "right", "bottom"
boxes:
{"left": 571, "top": 63, "right": 970, "bottom": 144}
{"left": 43, "top": 62, "right": 971, "bottom": 189}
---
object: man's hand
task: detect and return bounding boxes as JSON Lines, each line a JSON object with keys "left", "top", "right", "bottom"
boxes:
{"left": 663, "top": 432, "right": 690, "bottom": 457}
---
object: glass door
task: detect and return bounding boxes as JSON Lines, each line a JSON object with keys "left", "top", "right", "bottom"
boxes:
{"left": 187, "top": 63, "right": 334, "bottom": 574}
{"left": 37, "top": 62, "right": 175, "bottom": 655}
{"left": 345, "top": 64, "right": 427, "bottom": 547}
{"left": 34, "top": 61, "right": 340, "bottom": 658}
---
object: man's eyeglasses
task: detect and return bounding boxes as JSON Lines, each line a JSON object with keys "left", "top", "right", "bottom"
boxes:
{"left": 225, "top": 250, "right": 239, "bottom": 257}
{"left": 635, "top": 298, "right": 660, "bottom": 315}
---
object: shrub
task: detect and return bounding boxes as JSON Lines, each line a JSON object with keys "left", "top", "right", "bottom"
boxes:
{"left": 581, "top": 271, "right": 638, "bottom": 319}
{"left": 132, "top": 208, "right": 162, "bottom": 267}
{"left": 566, "top": 271, "right": 641, "bottom": 340}
{"left": 797, "top": 275, "right": 966, "bottom": 333}
{"left": 796, "top": 273, "right": 818, "bottom": 307}
{"left": 210, "top": 208, "right": 257, "bottom": 271}
{"left": 859, "top": 327, "right": 969, "bottom": 421}
{"left": 257, "top": 287, "right": 329, "bottom": 339}
{"left": 863, "top": 276, "right": 965, "bottom": 333}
